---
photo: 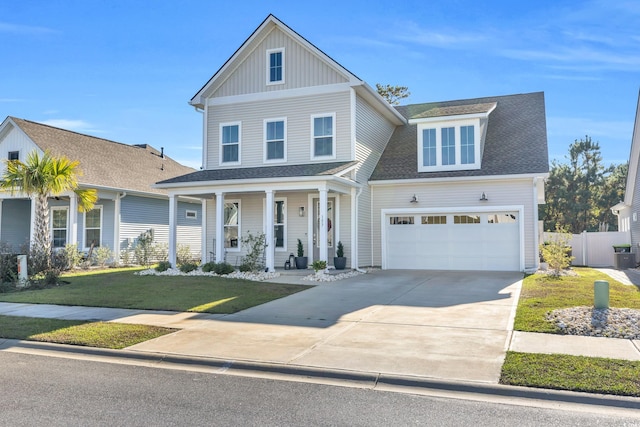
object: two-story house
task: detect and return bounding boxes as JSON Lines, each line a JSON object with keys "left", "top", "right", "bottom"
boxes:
{"left": 157, "top": 15, "right": 549, "bottom": 272}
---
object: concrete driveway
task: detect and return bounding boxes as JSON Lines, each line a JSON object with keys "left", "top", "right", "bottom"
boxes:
{"left": 128, "top": 270, "right": 523, "bottom": 383}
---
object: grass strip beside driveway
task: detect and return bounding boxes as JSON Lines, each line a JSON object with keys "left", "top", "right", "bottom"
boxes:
{"left": 513, "top": 267, "right": 640, "bottom": 333}
{"left": 0, "top": 270, "right": 310, "bottom": 314}
{"left": 0, "top": 315, "right": 177, "bottom": 349}
{"left": 501, "top": 352, "right": 640, "bottom": 397}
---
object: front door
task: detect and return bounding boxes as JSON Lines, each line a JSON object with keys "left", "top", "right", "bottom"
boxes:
{"left": 313, "top": 198, "right": 335, "bottom": 262}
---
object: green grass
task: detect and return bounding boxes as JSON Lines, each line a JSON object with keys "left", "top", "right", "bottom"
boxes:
{"left": 501, "top": 352, "right": 640, "bottom": 397}
{"left": 0, "top": 315, "right": 176, "bottom": 349}
{"left": 0, "top": 270, "right": 309, "bottom": 313}
{"left": 513, "top": 267, "right": 640, "bottom": 333}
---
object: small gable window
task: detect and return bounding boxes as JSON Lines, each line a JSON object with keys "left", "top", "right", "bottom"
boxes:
{"left": 267, "top": 48, "right": 284, "bottom": 84}
{"left": 8, "top": 151, "right": 19, "bottom": 161}
{"left": 312, "top": 114, "right": 335, "bottom": 159}
{"left": 220, "top": 122, "right": 240, "bottom": 164}
{"left": 417, "top": 119, "right": 481, "bottom": 172}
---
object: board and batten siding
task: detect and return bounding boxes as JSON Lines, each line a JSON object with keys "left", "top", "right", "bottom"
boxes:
{"left": 206, "top": 91, "right": 352, "bottom": 168}
{"left": 630, "top": 164, "right": 640, "bottom": 261}
{"left": 120, "top": 196, "right": 201, "bottom": 256}
{"left": 371, "top": 178, "right": 538, "bottom": 269}
{"left": 0, "top": 199, "right": 31, "bottom": 251}
{"left": 212, "top": 27, "right": 348, "bottom": 98}
{"left": 355, "top": 94, "right": 397, "bottom": 267}
{"left": 0, "top": 123, "right": 41, "bottom": 175}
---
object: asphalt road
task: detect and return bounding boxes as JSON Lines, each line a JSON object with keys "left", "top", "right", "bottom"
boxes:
{"left": 1, "top": 352, "right": 638, "bottom": 426}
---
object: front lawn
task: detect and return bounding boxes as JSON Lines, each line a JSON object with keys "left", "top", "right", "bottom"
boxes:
{"left": 501, "top": 352, "right": 640, "bottom": 397}
{"left": 0, "top": 315, "right": 176, "bottom": 349}
{"left": 513, "top": 267, "right": 640, "bottom": 333}
{"left": 0, "top": 269, "right": 309, "bottom": 313}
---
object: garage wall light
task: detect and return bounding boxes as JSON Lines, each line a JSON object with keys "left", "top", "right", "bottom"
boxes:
{"left": 410, "top": 194, "right": 418, "bottom": 204}
{"left": 480, "top": 192, "right": 488, "bottom": 201}
{"left": 299, "top": 206, "right": 305, "bottom": 217}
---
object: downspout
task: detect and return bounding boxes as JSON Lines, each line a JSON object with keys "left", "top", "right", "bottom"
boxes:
{"left": 114, "top": 192, "right": 127, "bottom": 265}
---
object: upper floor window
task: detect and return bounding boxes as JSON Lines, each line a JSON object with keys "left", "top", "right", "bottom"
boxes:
{"left": 84, "top": 206, "right": 102, "bottom": 249}
{"left": 312, "top": 114, "right": 335, "bottom": 159}
{"left": 220, "top": 122, "right": 240, "bottom": 164}
{"left": 267, "top": 48, "right": 284, "bottom": 85}
{"left": 417, "top": 119, "right": 481, "bottom": 172}
{"left": 8, "top": 151, "right": 19, "bottom": 161}
{"left": 264, "top": 118, "right": 286, "bottom": 162}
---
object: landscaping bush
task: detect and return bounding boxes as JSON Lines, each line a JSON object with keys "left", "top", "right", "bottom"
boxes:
{"left": 176, "top": 244, "right": 193, "bottom": 266}
{"left": 238, "top": 262, "right": 252, "bottom": 272}
{"left": 179, "top": 262, "right": 199, "bottom": 273}
{"left": 213, "top": 262, "right": 235, "bottom": 275}
{"left": 540, "top": 234, "right": 573, "bottom": 276}
{"left": 201, "top": 261, "right": 216, "bottom": 273}
{"left": 30, "top": 268, "right": 60, "bottom": 289}
{"left": 64, "top": 243, "right": 83, "bottom": 270}
{"left": 134, "top": 230, "right": 155, "bottom": 267}
{"left": 0, "top": 247, "right": 18, "bottom": 285}
{"left": 95, "top": 246, "right": 113, "bottom": 267}
{"left": 312, "top": 260, "right": 327, "bottom": 272}
{"left": 240, "top": 231, "right": 267, "bottom": 272}
{"left": 155, "top": 261, "right": 171, "bottom": 272}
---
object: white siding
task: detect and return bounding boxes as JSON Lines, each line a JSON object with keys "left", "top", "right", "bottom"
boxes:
{"left": 0, "top": 123, "right": 42, "bottom": 175}
{"left": 355, "top": 95, "right": 397, "bottom": 266}
{"left": 206, "top": 91, "right": 352, "bottom": 168}
{"left": 213, "top": 27, "right": 348, "bottom": 98}
{"left": 372, "top": 179, "right": 538, "bottom": 270}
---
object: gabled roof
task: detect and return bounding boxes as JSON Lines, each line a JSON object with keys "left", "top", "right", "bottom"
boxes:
{"left": 3, "top": 117, "right": 195, "bottom": 196}
{"left": 157, "top": 161, "right": 358, "bottom": 186}
{"left": 370, "top": 92, "right": 549, "bottom": 181}
{"left": 620, "top": 90, "right": 640, "bottom": 207}
{"left": 189, "top": 14, "right": 405, "bottom": 126}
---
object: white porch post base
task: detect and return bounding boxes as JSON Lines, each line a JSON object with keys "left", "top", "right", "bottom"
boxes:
{"left": 168, "top": 195, "right": 178, "bottom": 267}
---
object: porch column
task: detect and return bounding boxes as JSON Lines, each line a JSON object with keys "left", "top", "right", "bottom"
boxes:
{"left": 319, "top": 188, "right": 328, "bottom": 263}
{"left": 69, "top": 192, "right": 78, "bottom": 246}
{"left": 0, "top": 200, "right": 3, "bottom": 242}
{"left": 113, "top": 193, "right": 122, "bottom": 264}
{"left": 265, "top": 190, "right": 275, "bottom": 272}
{"left": 29, "top": 196, "right": 36, "bottom": 249}
{"left": 200, "top": 199, "right": 207, "bottom": 264}
{"left": 215, "top": 192, "right": 225, "bottom": 263}
{"left": 168, "top": 195, "right": 178, "bottom": 267}
{"left": 350, "top": 187, "right": 357, "bottom": 270}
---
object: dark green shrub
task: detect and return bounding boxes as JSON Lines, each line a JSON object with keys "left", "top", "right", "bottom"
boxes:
{"left": 201, "top": 261, "right": 216, "bottom": 273}
{"left": 179, "top": 262, "right": 199, "bottom": 273}
{"left": 155, "top": 261, "right": 171, "bottom": 272}
{"left": 213, "top": 262, "right": 234, "bottom": 275}
{"left": 238, "top": 262, "right": 252, "bottom": 272}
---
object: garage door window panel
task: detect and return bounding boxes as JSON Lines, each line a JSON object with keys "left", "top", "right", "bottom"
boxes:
{"left": 422, "top": 215, "right": 447, "bottom": 224}
{"left": 488, "top": 213, "right": 517, "bottom": 224}
{"left": 390, "top": 216, "right": 414, "bottom": 225}
{"left": 454, "top": 215, "right": 480, "bottom": 224}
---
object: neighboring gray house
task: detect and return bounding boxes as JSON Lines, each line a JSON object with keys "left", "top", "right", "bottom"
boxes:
{"left": 0, "top": 116, "right": 202, "bottom": 261}
{"left": 613, "top": 91, "right": 640, "bottom": 260}
{"left": 157, "top": 14, "right": 549, "bottom": 272}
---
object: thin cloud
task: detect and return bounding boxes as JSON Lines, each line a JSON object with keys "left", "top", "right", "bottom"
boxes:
{"left": 39, "top": 119, "right": 102, "bottom": 133}
{"left": 546, "top": 116, "right": 633, "bottom": 142}
{"left": 0, "top": 22, "right": 57, "bottom": 35}
{"left": 392, "top": 21, "right": 486, "bottom": 49}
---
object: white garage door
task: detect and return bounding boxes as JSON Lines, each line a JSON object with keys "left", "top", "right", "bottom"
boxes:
{"left": 385, "top": 212, "right": 520, "bottom": 271}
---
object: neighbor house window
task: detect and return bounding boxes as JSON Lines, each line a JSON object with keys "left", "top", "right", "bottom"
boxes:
{"left": 264, "top": 119, "right": 286, "bottom": 162}
{"left": 416, "top": 120, "right": 481, "bottom": 172}
{"left": 51, "top": 207, "right": 68, "bottom": 248}
{"left": 267, "top": 48, "right": 284, "bottom": 84}
{"left": 84, "top": 206, "right": 102, "bottom": 249}
{"left": 274, "top": 199, "right": 286, "bottom": 249}
{"left": 224, "top": 201, "right": 240, "bottom": 250}
{"left": 312, "top": 114, "right": 335, "bottom": 158}
{"left": 8, "top": 151, "right": 19, "bottom": 161}
{"left": 220, "top": 122, "right": 240, "bottom": 164}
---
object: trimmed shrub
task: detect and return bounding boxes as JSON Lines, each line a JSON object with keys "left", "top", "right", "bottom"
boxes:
{"left": 213, "top": 262, "right": 235, "bottom": 275}
{"left": 179, "top": 262, "right": 199, "bottom": 273}
{"left": 155, "top": 261, "right": 171, "bottom": 272}
{"left": 201, "top": 261, "right": 216, "bottom": 273}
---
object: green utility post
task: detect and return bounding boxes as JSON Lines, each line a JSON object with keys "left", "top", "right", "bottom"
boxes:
{"left": 594, "top": 280, "right": 609, "bottom": 309}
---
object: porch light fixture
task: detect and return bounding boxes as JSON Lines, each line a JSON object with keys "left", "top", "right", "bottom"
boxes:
{"left": 480, "top": 192, "right": 488, "bottom": 201}
{"left": 410, "top": 194, "right": 418, "bottom": 204}
{"left": 299, "top": 206, "right": 305, "bottom": 217}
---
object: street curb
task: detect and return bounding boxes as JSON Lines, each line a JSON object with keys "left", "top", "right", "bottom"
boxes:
{"left": 2, "top": 338, "right": 640, "bottom": 411}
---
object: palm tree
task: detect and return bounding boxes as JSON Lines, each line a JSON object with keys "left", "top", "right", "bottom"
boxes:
{"left": 1, "top": 150, "right": 97, "bottom": 267}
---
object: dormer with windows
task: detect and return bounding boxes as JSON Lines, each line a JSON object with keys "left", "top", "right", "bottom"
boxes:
{"left": 410, "top": 102, "right": 496, "bottom": 173}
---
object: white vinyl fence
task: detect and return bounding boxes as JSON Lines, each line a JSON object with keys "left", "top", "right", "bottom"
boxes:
{"left": 543, "top": 231, "right": 630, "bottom": 267}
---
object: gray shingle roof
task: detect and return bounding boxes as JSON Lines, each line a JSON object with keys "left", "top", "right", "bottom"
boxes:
{"left": 157, "top": 161, "right": 358, "bottom": 185}
{"left": 370, "top": 92, "right": 549, "bottom": 181}
{"left": 410, "top": 102, "right": 497, "bottom": 119}
{"left": 10, "top": 117, "right": 195, "bottom": 195}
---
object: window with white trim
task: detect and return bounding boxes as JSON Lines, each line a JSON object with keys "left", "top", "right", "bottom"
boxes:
{"left": 274, "top": 199, "right": 286, "bottom": 250}
{"left": 51, "top": 207, "right": 68, "bottom": 248}
{"left": 220, "top": 122, "right": 240, "bottom": 164}
{"left": 186, "top": 210, "right": 197, "bottom": 219}
{"left": 224, "top": 201, "right": 240, "bottom": 250}
{"left": 312, "top": 114, "right": 335, "bottom": 158}
{"left": 84, "top": 206, "right": 102, "bottom": 249}
{"left": 417, "top": 119, "right": 481, "bottom": 172}
{"left": 264, "top": 119, "right": 286, "bottom": 162}
{"left": 8, "top": 151, "right": 19, "bottom": 161}
{"left": 267, "top": 48, "right": 284, "bottom": 84}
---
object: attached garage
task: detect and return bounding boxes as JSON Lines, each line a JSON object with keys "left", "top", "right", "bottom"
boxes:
{"left": 383, "top": 208, "right": 522, "bottom": 271}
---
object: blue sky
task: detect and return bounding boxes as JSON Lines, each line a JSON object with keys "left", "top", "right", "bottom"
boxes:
{"left": 2, "top": 0, "right": 638, "bottom": 169}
